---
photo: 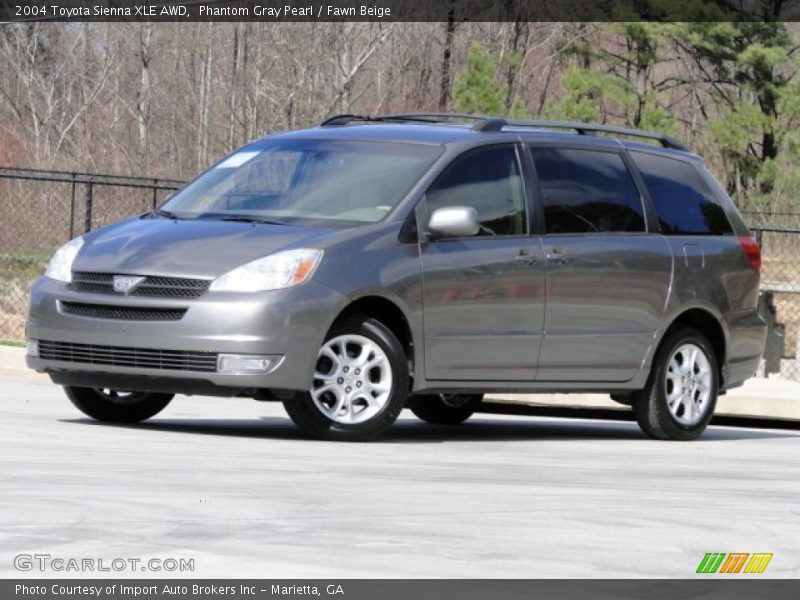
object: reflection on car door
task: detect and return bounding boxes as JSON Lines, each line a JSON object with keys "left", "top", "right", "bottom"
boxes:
{"left": 529, "top": 146, "right": 672, "bottom": 382}
{"left": 420, "top": 145, "right": 546, "bottom": 381}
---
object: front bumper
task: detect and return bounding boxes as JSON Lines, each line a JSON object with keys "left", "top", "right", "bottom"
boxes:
{"left": 25, "top": 276, "right": 344, "bottom": 394}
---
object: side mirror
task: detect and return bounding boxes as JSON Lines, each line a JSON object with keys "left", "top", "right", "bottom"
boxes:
{"left": 427, "top": 206, "right": 480, "bottom": 238}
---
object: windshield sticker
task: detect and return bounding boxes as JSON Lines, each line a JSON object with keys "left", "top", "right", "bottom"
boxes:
{"left": 215, "top": 151, "right": 260, "bottom": 169}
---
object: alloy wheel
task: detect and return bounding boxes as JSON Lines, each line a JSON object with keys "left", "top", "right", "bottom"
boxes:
{"left": 664, "top": 343, "right": 713, "bottom": 426}
{"left": 311, "top": 334, "right": 393, "bottom": 424}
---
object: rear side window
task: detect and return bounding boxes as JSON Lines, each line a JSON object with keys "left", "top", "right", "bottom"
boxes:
{"left": 630, "top": 151, "right": 733, "bottom": 235}
{"left": 530, "top": 147, "right": 645, "bottom": 234}
{"left": 426, "top": 145, "right": 526, "bottom": 236}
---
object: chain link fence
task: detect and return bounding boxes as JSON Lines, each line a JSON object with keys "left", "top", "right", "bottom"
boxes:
{"left": 752, "top": 225, "right": 800, "bottom": 381}
{"left": 0, "top": 167, "right": 181, "bottom": 341}
{"left": 1, "top": 166, "right": 799, "bottom": 380}
{"left": 740, "top": 212, "right": 800, "bottom": 380}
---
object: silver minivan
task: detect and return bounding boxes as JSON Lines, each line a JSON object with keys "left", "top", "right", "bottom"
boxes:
{"left": 26, "top": 115, "right": 767, "bottom": 441}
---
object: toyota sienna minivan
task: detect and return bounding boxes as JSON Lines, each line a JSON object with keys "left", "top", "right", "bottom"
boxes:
{"left": 26, "top": 114, "right": 767, "bottom": 441}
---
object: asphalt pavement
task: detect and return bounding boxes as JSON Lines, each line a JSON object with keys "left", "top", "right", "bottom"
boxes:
{"left": 1, "top": 375, "right": 799, "bottom": 578}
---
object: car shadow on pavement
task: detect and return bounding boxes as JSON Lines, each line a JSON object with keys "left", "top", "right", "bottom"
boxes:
{"left": 59, "top": 413, "right": 800, "bottom": 443}
{"left": 379, "top": 416, "right": 800, "bottom": 443}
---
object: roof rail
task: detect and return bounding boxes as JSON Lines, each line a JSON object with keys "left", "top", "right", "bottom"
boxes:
{"left": 319, "top": 113, "right": 688, "bottom": 151}
{"left": 494, "top": 118, "right": 688, "bottom": 151}
{"left": 320, "top": 113, "right": 491, "bottom": 127}
{"left": 320, "top": 114, "right": 371, "bottom": 126}
{"left": 472, "top": 117, "right": 508, "bottom": 132}
{"left": 380, "top": 113, "right": 490, "bottom": 123}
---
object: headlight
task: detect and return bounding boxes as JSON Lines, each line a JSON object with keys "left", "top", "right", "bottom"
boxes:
{"left": 45, "top": 237, "right": 84, "bottom": 283}
{"left": 209, "top": 248, "right": 323, "bottom": 292}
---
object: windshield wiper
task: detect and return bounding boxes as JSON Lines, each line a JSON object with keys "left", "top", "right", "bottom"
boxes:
{"left": 217, "top": 216, "right": 286, "bottom": 226}
{"left": 151, "top": 208, "right": 182, "bottom": 220}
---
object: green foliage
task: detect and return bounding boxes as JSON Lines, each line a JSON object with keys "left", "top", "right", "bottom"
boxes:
{"left": 546, "top": 20, "right": 674, "bottom": 137}
{"left": 637, "top": 92, "right": 675, "bottom": 135}
{"left": 707, "top": 101, "right": 770, "bottom": 184}
{"left": 451, "top": 18, "right": 800, "bottom": 213}
{"left": 546, "top": 66, "right": 633, "bottom": 122}
{"left": 738, "top": 75, "right": 800, "bottom": 211}
{"left": 503, "top": 50, "right": 524, "bottom": 71}
{"left": 452, "top": 44, "right": 533, "bottom": 118}
{"left": 677, "top": 21, "right": 797, "bottom": 199}
{"left": 0, "top": 249, "right": 51, "bottom": 283}
{"left": 0, "top": 340, "right": 24, "bottom": 348}
{"left": 453, "top": 45, "right": 506, "bottom": 116}
{"left": 546, "top": 65, "right": 675, "bottom": 137}
{"left": 543, "top": 17, "right": 798, "bottom": 210}
{"left": 507, "top": 98, "right": 531, "bottom": 119}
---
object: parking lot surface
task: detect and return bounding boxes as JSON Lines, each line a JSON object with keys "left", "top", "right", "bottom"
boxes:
{"left": 2, "top": 375, "right": 799, "bottom": 578}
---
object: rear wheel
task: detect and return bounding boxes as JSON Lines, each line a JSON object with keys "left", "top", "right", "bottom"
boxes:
{"left": 407, "top": 394, "right": 483, "bottom": 425}
{"left": 282, "top": 315, "right": 409, "bottom": 441}
{"left": 65, "top": 386, "right": 174, "bottom": 423}
{"left": 632, "top": 328, "right": 718, "bottom": 441}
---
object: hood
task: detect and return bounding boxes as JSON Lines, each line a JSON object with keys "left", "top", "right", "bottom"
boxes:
{"left": 73, "top": 216, "right": 339, "bottom": 279}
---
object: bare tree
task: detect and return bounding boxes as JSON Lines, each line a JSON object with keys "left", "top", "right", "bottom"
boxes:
{"left": 0, "top": 22, "right": 570, "bottom": 176}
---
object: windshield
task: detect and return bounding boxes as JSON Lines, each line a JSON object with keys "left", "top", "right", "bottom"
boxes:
{"left": 162, "top": 139, "right": 442, "bottom": 226}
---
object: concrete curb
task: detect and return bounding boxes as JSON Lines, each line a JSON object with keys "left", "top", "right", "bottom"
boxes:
{"left": 490, "top": 376, "right": 800, "bottom": 421}
{"left": 0, "top": 345, "right": 45, "bottom": 383}
{"left": 2, "top": 346, "right": 798, "bottom": 420}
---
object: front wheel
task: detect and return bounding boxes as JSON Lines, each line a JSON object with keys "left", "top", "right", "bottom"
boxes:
{"left": 65, "top": 386, "right": 174, "bottom": 423}
{"left": 407, "top": 394, "right": 483, "bottom": 425}
{"left": 632, "top": 328, "right": 718, "bottom": 441}
{"left": 282, "top": 315, "right": 409, "bottom": 441}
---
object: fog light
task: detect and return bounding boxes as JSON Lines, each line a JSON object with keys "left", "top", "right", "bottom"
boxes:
{"left": 217, "top": 354, "right": 282, "bottom": 374}
{"left": 25, "top": 340, "right": 39, "bottom": 358}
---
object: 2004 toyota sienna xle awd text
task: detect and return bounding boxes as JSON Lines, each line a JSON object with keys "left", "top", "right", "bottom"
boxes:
{"left": 25, "top": 114, "right": 767, "bottom": 441}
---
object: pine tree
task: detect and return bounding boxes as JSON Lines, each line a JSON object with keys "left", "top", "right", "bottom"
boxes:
{"left": 453, "top": 45, "right": 507, "bottom": 115}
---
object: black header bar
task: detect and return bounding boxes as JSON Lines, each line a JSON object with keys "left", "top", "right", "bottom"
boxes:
{"left": 2, "top": 0, "right": 800, "bottom": 23}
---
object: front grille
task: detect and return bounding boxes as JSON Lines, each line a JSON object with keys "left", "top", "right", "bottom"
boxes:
{"left": 70, "top": 272, "right": 211, "bottom": 298}
{"left": 38, "top": 341, "right": 218, "bottom": 372}
{"left": 61, "top": 301, "right": 187, "bottom": 321}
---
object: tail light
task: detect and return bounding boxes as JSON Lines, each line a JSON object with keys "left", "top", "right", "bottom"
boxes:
{"left": 739, "top": 236, "right": 761, "bottom": 271}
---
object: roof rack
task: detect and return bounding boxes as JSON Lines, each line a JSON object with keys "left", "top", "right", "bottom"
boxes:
{"left": 496, "top": 119, "right": 688, "bottom": 151}
{"left": 320, "top": 113, "right": 494, "bottom": 127}
{"left": 320, "top": 114, "right": 370, "bottom": 126}
{"left": 319, "top": 113, "right": 688, "bottom": 151}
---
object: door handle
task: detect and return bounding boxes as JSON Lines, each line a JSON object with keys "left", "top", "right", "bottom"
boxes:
{"left": 546, "top": 247, "right": 570, "bottom": 265}
{"left": 514, "top": 249, "right": 539, "bottom": 266}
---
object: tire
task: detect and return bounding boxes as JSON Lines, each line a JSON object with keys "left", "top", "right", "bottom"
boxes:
{"left": 632, "top": 327, "right": 719, "bottom": 441}
{"left": 65, "top": 386, "right": 174, "bottom": 423}
{"left": 407, "top": 394, "right": 483, "bottom": 425}
{"left": 282, "top": 315, "right": 409, "bottom": 441}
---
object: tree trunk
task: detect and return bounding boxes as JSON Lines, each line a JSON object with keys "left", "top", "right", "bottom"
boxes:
{"left": 137, "top": 24, "right": 152, "bottom": 163}
{"left": 505, "top": 17, "right": 527, "bottom": 111}
{"left": 438, "top": 3, "right": 456, "bottom": 112}
{"left": 228, "top": 23, "right": 243, "bottom": 150}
